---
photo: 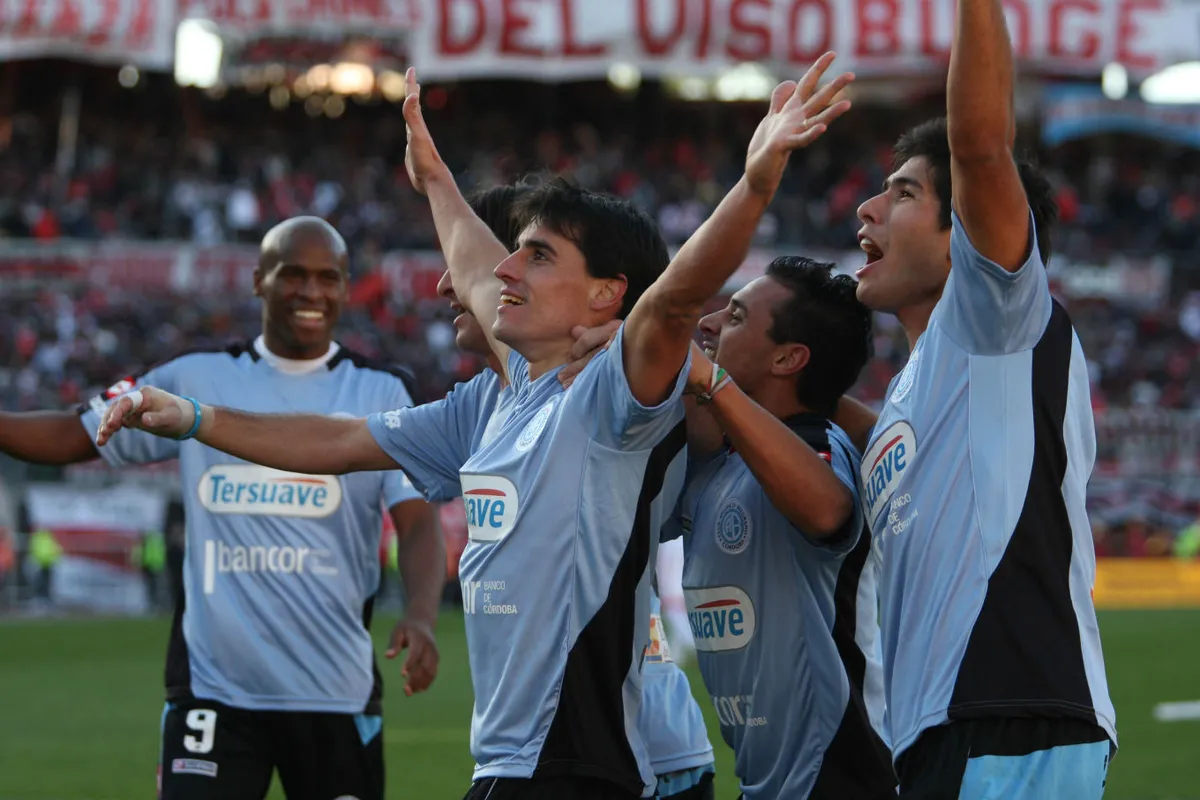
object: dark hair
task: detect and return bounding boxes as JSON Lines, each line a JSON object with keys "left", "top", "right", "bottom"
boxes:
{"left": 511, "top": 176, "right": 669, "bottom": 319}
{"left": 764, "top": 257, "right": 874, "bottom": 416}
{"left": 892, "top": 117, "right": 1058, "bottom": 265}
{"left": 466, "top": 184, "right": 532, "bottom": 251}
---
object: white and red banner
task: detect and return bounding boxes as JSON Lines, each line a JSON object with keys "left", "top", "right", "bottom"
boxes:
{"left": 410, "top": 0, "right": 1198, "bottom": 81}
{"left": 0, "top": 0, "right": 176, "bottom": 67}
{"left": 179, "top": 0, "right": 418, "bottom": 34}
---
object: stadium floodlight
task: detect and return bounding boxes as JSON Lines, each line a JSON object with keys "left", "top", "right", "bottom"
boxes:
{"left": 608, "top": 63, "right": 641, "bottom": 93}
{"left": 1140, "top": 62, "right": 1200, "bottom": 104}
{"left": 714, "top": 63, "right": 774, "bottom": 102}
{"left": 330, "top": 63, "right": 374, "bottom": 96}
{"left": 174, "top": 18, "right": 223, "bottom": 89}
{"left": 1101, "top": 62, "right": 1128, "bottom": 101}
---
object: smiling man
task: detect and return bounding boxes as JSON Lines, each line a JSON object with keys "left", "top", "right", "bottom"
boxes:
{"left": 0, "top": 216, "right": 445, "bottom": 800}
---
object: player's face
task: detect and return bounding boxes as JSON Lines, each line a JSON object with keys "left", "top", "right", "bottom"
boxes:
{"left": 854, "top": 156, "right": 951, "bottom": 316}
{"left": 255, "top": 240, "right": 346, "bottom": 359}
{"left": 698, "top": 277, "right": 794, "bottom": 396}
{"left": 492, "top": 223, "right": 618, "bottom": 358}
{"left": 437, "top": 268, "right": 490, "bottom": 356}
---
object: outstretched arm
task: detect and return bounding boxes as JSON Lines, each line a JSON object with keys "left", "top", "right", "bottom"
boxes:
{"left": 403, "top": 68, "right": 512, "bottom": 380}
{"left": 95, "top": 387, "right": 397, "bottom": 474}
{"left": 947, "top": 0, "right": 1029, "bottom": 271}
{"left": 621, "top": 53, "right": 854, "bottom": 406}
{"left": 0, "top": 412, "right": 97, "bottom": 465}
{"left": 833, "top": 395, "right": 878, "bottom": 454}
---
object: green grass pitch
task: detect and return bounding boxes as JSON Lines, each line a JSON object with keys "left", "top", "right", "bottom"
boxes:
{"left": 1, "top": 610, "right": 1197, "bottom": 799}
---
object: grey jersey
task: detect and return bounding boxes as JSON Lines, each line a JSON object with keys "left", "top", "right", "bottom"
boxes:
{"left": 79, "top": 339, "right": 420, "bottom": 713}
{"left": 369, "top": 328, "right": 690, "bottom": 796}
{"left": 864, "top": 211, "right": 1117, "bottom": 759}
{"left": 671, "top": 416, "right": 893, "bottom": 799}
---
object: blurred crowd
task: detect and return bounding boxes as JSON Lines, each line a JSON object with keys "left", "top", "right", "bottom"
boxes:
{"left": 0, "top": 66, "right": 1198, "bottom": 556}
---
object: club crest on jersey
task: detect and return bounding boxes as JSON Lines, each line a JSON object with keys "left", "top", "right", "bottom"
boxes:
{"left": 861, "top": 421, "right": 917, "bottom": 524}
{"left": 198, "top": 465, "right": 342, "bottom": 518}
{"left": 715, "top": 499, "right": 751, "bottom": 555}
{"left": 515, "top": 399, "right": 556, "bottom": 452}
{"left": 461, "top": 474, "right": 519, "bottom": 543}
{"left": 684, "top": 586, "right": 756, "bottom": 652}
{"left": 890, "top": 348, "right": 920, "bottom": 403}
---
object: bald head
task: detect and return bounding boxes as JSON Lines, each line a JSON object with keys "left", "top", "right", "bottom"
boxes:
{"left": 255, "top": 216, "right": 349, "bottom": 360}
{"left": 259, "top": 216, "right": 348, "bottom": 271}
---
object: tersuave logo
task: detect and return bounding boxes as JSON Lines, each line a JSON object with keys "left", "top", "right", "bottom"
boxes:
{"left": 197, "top": 465, "right": 342, "bottom": 518}
{"left": 461, "top": 474, "right": 518, "bottom": 543}
{"left": 861, "top": 421, "right": 916, "bottom": 525}
{"left": 684, "top": 586, "right": 756, "bottom": 652}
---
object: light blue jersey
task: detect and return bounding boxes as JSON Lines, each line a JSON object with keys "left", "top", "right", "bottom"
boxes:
{"left": 642, "top": 593, "right": 715, "bottom": 779}
{"left": 863, "top": 211, "right": 1116, "bottom": 760}
{"left": 369, "top": 327, "right": 690, "bottom": 796}
{"left": 671, "top": 415, "right": 894, "bottom": 799}
{"left": 79, "top": 338, "right": 421, "bottom": 713}
{"left": 392, "top": 362, "right": 712, "bottom": 787}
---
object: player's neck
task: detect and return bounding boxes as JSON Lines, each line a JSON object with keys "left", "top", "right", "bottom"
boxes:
{"left": 522, "top": 341, "right": 573, "bottom": 382}
{"left": 258, "top": 332, "right": 337, "bottom": 363}
{"left": 896, "top": 300, "right": 937, "bottom": 351}
{"left": 750, "top": 381, "right": 809, "bottom": 423}
{"left": 486, "top": 353, "right": 507, "bottom": 388}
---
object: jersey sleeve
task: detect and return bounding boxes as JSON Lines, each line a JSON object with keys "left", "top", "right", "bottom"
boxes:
{"left": 382, "top": 469, "right": 423, "bottom": 508}
{"left": 77, "top": 362, "right": 183, "bottom": 466}
{"left": 571, "top": 322, "right": 690, "bottom": 451}
{"left": 366, "top": 373, "right": 497, "bottom": 503}
{"left": 791, "top": 429, "right": 863, "bottom": 557}
{"left": 936, "top": 209, "right": 1053, "bottom": 355}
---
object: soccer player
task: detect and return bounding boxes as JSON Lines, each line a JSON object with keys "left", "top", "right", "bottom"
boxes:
{"left": 666, "top": 258, "right": 895, "bottom": 799}
{"left": 851, "top": 0, "right": 1116, "bottom": 794}
{"left": 0, "top": 217, "right": 444, "bottom": 800}
{"left": 452, "top": 182, "right": 717, "bottom": 800}
{"left": 94, "top": 58, "right": 854, "bottom": 799}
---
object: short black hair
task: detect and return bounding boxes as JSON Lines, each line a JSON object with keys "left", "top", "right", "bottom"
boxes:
{"left": 764, "top": 257, "right": 874, "bottom": 416}
{"left": 466, "top": 184, "right": 531, "bottom": 252}
{"left": 892, "top": 117, "right": 1058, "bottom": 265}
{"left": 511, "top": 177, "right": 669, "bottom": 319}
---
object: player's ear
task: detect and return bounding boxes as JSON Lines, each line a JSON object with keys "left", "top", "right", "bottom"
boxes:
{"left": 590, "top": 275, "right": 627, "bottom": 314}
{"left": 253, "top": 269, "right": 265, "bottom": 298}
{"left": 773, "top": 343, "right": 810, "bottom": 378}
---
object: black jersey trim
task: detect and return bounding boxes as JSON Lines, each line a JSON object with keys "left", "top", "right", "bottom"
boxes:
{"left": 948, "top": 301, "right": 1098, "bottom": 724}
{"left": 534, "top": 421, "right": 688, "bottom": 795}
{"left": 328, "top": 348, "right": 421, "bottom": 404}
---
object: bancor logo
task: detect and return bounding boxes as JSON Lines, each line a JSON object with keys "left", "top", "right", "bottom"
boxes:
{"left": 684, "top": 586, "right": 756, "bottom": 652}
{"left": 203, "top": 540, "right": 320, "bottom": 594}
{"left": 198, "top": 465, "right": 342, "bottom": 518}
{"left": 461, "top": 474, "right": 518, "bottom": 543}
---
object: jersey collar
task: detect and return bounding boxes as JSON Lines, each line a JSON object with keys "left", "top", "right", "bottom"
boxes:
{"left": 253, "top": 335, "right": 340, "bottom": 376}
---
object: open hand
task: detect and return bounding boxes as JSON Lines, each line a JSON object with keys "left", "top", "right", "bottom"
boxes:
{"left": 385, "top": 617, "right": 440, "bottom": 697}
{"left": 96, "top": 386, "right": 195, "bottom": 446}
{"left": 403, "top": 67, "right": 450, "bottom": 195}
{"left": 745, "top": 52, "right": 854, "bottom": 197}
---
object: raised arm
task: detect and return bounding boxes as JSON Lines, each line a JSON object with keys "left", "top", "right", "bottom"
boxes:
{"left": 94, "top": 387, "right": 396, "bottom": 474}
{"left": 403, "top": 68, "right": 512, "bottom": 379}
{"left": 947, "top": 0, "right": 1029, "bottom": 271}
{"left": 687, "top": 346, "right": 851, "bottom": 538}
{"left": 621, "top": 53, "right": 854, "bottom": 406}
{"left": 833, "top": 395, "right": 878, "bottom": 454}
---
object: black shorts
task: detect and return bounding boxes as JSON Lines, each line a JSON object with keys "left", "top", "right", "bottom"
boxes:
{"left": 159, "top": 697, "right": 384, "bottom": 800}
{"left": 463, "top": 776, "right": 641, "bottom": 800}
{"left": 895, "top": 716, "right": 1112, "bottom": 799}
{"left": 658, "top": 770, "right": 714, "bottom": 800}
